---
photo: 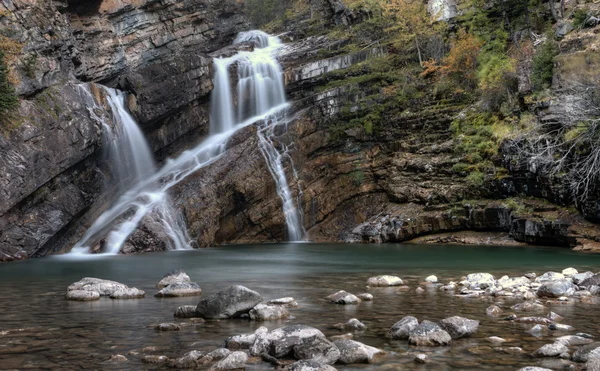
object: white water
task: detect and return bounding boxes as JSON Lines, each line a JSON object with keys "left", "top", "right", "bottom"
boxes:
{"left": 71, "top": 30, "right": 304, "bottom": 255}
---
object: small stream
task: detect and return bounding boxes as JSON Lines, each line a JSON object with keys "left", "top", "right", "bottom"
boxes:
{"left": 1, "top": 243, "right": 600, "bottom": 370}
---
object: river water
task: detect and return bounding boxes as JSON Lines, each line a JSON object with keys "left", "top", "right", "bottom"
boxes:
{"left": 1, "top": 243, "right": 600, "bottom": 370}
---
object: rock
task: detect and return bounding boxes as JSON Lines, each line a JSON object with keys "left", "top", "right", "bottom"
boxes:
{"left": 438, "top": 316, "right": 479, "bottom": 339}
{"left": 562, "top": 268, "right": 578, "bottom": 276}
{"left": 366, "top": 275, "right": 403, "bottom": 286}
{"left": 209, "top": 351, "right": 248, "bottom": 370}
{"left": 249, "top": 303, "right": 290, "bottom": 321}
{"left": 174, "top": 305, "right": 200, "bottom": 318}
{"left": 533, "top": 342, "right": 569, "bottom": 357}
{"left": 511, "top": 301, "right": 546, "bottom": 312}
{"left": 408, "top": 320, "right": 451, "bottom": 346}
{"left": 548, "top": 323, "right": 575, "bottom": 331}
{"left": 154, "top": 323, "right": 180, "bottom": 331}
{"left": 196, "top": 286, "right": 262, "bottom": 319}
{"left": 537, "top": 280, "right": 575, "bottom": 298}
{"left": 580, "top": 274, "right": 600, "bottom": 288}
{"left": 487, "top": 336, "right": 507, "bottom": 344}
{"left": 525, "top": 273, "right": 537, "bottom": 279}
{"left": 425, "top": 275, "right": 438, "bottom": 283}
{"left": 67, "top": 278, "right": 144, "bottom": 300}
{"left": 333, "top": 339, "right": 383, "bottom": 364}
{"left": 575, "top": 290, "right": 592, "bottom": 297}
{"left": 157, "top": 269, "right": 191, "bottom": 289}
{"left": 466, "top": 273, "right": 495, "bottom": 289}
{"left": 572, "top": 272, "right": 594, "bottom": 285}
{"left": 528, "top": 324, "right": 545, "bottom": 336}
{"left": 203, "top": 349, "right": 231, "bottom": 362}
{"left": 172, "top": 350, "right": 205, "bottom": 368}
{"left": 415, "top": 287, "right": 425, "bottom": 294}
{"left": 334, "top": 318, "right": 367, "bottom": 331}
{"left": 547, "top": 311, "right": 564, "bottom": 322}
{"left": 141, "top": 355, "right": 170, "bottom": 364}
{"left": 486, "top": 305, "right": 503, "bottom": 316}
{"left": 287, "top": 360, "right": 338, "bottom": 371}
{"left": 517, "top": 368, "right": 553, "bottom": 371}
{"left": 504, "top": 314, "right": 518, "bottom": 321}
{"left": 498, "top": 276, "right": 531, "bottom": 289}
{"left": 572, "top": 342, "right": 600, "bottom": 362}
{"left": 523, "top": 291, "right": 537, "bottom": 300}
{"left": 586, "top": 359, "right": 600, "bottom": 371}
{"left": 536, "top": 272, "right": 565, "bottom": 283}
{"left": 578, "top": 333, "right": 595, "bottom": 339}
{"left": 66, "top": 290, "right": 100, "bottom": 301}
{"left": 387, "top": 316, "right": 419, "bottom": 340}
{"left": 256, "top": 325, "right": 326, "bottom": 358}
{"left": 155, "top": 282, "right": 202, "bottom": 297}
{"left": 414, "top": 353, "right": 430, "bottom": 364}
{"left": 226, "top": 327, "right": 268, "bottom": 350}
{"left": 556, "top": 335, "right": 594, "bottom": 346}
{"left": 326, "top": 291, "right": 361, "bottom": 305}
{"left": 515, "top": 317, "right": 553, "bottom": 325}
{"left": 268, "top": 297, "right": 298, "bottom": 307}
{"left": 357, "top": 293, "right": 373, "bottom": 301}
{"left": 293, "top": 336, "right": 340, "bottom": 365}
{"left": 108, "top": 354, "right": 128, "bottom": 363}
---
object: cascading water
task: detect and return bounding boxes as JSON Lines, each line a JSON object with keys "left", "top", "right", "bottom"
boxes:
{"left": 71, "top": 29, "right": 304, "bottom": 255}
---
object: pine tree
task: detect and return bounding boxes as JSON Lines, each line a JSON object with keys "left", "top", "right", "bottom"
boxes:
{"left": 0, "top": 50, "right": 18, "bottom": 113}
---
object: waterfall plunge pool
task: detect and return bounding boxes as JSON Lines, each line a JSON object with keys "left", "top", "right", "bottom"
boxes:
{"left": 2, "top": 243, "right": 600, "bottom": 369}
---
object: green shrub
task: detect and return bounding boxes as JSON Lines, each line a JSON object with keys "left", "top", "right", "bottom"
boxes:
{"left": 531, "top": 38, "right": 559, "bottom": 91}
{"left": 573, "top": 9, "right": 589, "bottom": 29}
{"left": 466, "top": 171, "right": 485, "bottom": 186}
{"left": 0, "top": 50, "right": 18, "bottom": 114}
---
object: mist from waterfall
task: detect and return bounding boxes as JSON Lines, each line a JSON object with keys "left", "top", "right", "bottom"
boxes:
{"left": 71, "top": 30, "right": 304, "bottom": 255}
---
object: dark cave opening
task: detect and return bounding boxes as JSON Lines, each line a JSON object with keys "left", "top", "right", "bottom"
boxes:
{"left": 65, "top": 0, "right": 103, "bottom": 16}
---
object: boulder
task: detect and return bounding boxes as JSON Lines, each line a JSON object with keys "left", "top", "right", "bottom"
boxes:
{"left": 537, "top": 280, "right": 575, "bottom": 298}
{"left": 586, "top": 359, "right": 600, "bottom": 371}
{"left": 528, "top": 324, "right": 545, "bottom": 336}
{"left": 535, "top": 272, "right": 565, "bottom": 283}
{"left": 572, "top": 342, "right": 600, "bottom": 363}
{"left": 414, "top": 354, "right": 429, "bottom": 364}
{"left": 556, "top": 335, "right": 594, "bottom": 346}
{"left": 408, "top": 320, "right": 451, "bottom": 346}
{"left": 562, "top": 268, "right": 578, "bottom": 276}
{"left": 249, "top": 303, "right": 290, "bottom": 321}
{"left": 533, "top": 342, "right": 569, "bottom": 357}
{"left": 511, "top": 302, "right": 546, "bottom": 312}
{"left": 425, "top": 275, "right": 438, "bottom": 283}
{"left": 287, "top": 360, "right": 337, "bottom": 371}
{"left": 172, "top": 350, "right": 205, "bottom": 368}
{"left": 366, "top": 275, "right": 403, "bottom": 286}
{"left": 486, "top": 305, "right": 503, "bottom": 316}
{"left": 333, "top": 318, "right": 367, "bottom": 331}
{"left": 196, "top": 286, "right": 262, "bottom": 319}
{"left": 514, "top": 317, "right": 552, "bottom": 325}
{"left": 517, "top": 368, "right": 553, "bottom": 371}
{"left": 548, "top": 323, "right": 574, "bottom": 331}
{"left": 293, "top": 336, "right": 340, "bottom": 365}
{"left": 268, "top": 326, "right": 327, "bottom": 358}
{"left": 438, "top": 316, "right": 479, "bottom": 339}
{"left": 157, "top": 269, "right": 191, "bottom": 289}
{"left": 547, "top": 311, "right": 564, "bottom": 322}
{"left": 226, "top": 327, "right": 268, "bottom": 350}
{"left": 357, "top": 293, "right": 373, "bottom": 301}
{"left": 141, "top": 355, "right": 170, "bottom": 364}
{"left": 209, "top": 351, "right": 248, "bottom": 370}
{"left": 155, "top": 282, "right": 202, "bottom": 297}
{"left": 387, "top": 316, "right": 419, "bottom": 340}
{"left": 487, "top": 336, "right": 507, "bottom": 344}
{"left": 326, "top": 291, "right": 361, "bottom": 305}
{"left": 580, "top": 274, "right": 600, "bottom": 288}
{"left": 333, "top": 339, "right": 383, "bottom": 364}
{"left": 174, "top": 305, "right": 200, "bottom": 318}
{"left": 66, "top": 290, "right": 100, "bottom": 301}
{"left": 67, "top": 277, "right": 145, "bottom": 300}
{"left": 498, "top": 276, "right": 530, "bottom": 289}
{"left": 466, "top": 273, "right": 495, "bottom": 289}
{"left": 572, "top": 272, "right": 594, "bottom": 285}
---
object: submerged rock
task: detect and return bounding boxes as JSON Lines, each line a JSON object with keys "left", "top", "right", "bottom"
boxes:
{"left": 535, "top": 272, "right": 565, "bottom": 283}
{"left": 533, "top": 342, "right": 569, "bottom": 357}
{"left": 425, "top": 275, "right": 438, "bottom": 283}
{"left": 155, "top": 282, "right": 202, "bottom": 297}
{"left": 511, "top": 301, "right": 546, "bottom": 312}
{"left": 438, "top": 316, "right": 479, "bottom": 339}
{"left": 141, "top": 355, "right": 170, "bottom": 364}
{"left": 174, "top": 305, "right": 200, "bottom": 318}
{"left": 67, "top": 277, "right": 144, "bottom": 300}
{"left": 249, "top": 303, "right": 290, "bottom": 321}
{"left": 326, "top": 291, "right": 361, "bottom": 305}
{"left": 287, "top": 360, "right": 337, "bottom": 371}
{"left": 366, "top": 275, "right": 403, "bottom": 287}
{"left": 387, "top": 316, "right": 419, "bottom": 340}
{"left": 154, "top": 323, "right": 180, "bottom": 331}
{"left": 157, "top": 269, "right": 191, "bottom": 289}
{"left": 357, "top": 293, "right": 373, "bottom": 301}
{"left": 414, "top": 354, "right": 430, "bottom": 364}
{"left": 556, "top": 335, "right": 594, "bottom": 346}
{"left": 226, "top": 327, "right": 268, "bottom": 350}
{"left": 267, "top": 325, "right": 327, "bottom": 358}
{"left": 196, "top": 285, "right": 262, "bottom": 319}
{"left": 209, "top": 351, "right": 247, "bottom": 370}
{"left": 333, "top": 339, "right": 383, "bottom": 364}
{"left": 408, "top": 320, "right": 451, "bottom": 346}
{"left": 333, "top": 318, "right": 367, "bottom": 332}
{"left": 268, "top": 297, "right": 298, "bottom": 307}
{"left": 172, "top": 350, "right": 205, "bottom": 368}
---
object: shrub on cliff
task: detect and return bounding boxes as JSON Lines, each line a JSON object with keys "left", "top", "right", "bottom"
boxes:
{"left": 531, "top": 38, "right": 558, "bottom": 91}
{"left": 0, "top": 50, "right": 18, "bottom": 114}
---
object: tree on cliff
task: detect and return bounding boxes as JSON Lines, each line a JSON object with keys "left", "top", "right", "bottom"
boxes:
{"left": 0, "top": 50, "right": 18, "bottom": 114}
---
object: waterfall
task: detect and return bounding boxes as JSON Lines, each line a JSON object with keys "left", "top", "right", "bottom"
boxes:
{"left": 71, "top": 30, "right": 304, "bottom": 255}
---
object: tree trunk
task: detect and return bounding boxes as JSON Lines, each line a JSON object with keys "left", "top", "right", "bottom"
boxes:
{"left": 415, "top": 37, "right": 423, "bottom": 68}
{"left": 550, "top": 0, "right": 559, "bottom": 21}
{"left": 560, "top": 0, "right": 565, "bottom": 18}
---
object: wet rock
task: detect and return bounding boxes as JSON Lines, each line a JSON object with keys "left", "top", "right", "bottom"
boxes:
{"left": 333, "top": 339, "right": 384, "bottom": 364}
{"left": 154, "top": 323, "right": 180, "bottom": 331}
{"left": 439, "top": 316, "right": 479, "bottom": 339}
{"left": 533, "top": 342, "right": 569, "bottom": 357}
{"left": 172, "top": 350, "right": 205, "bottom": 368}
{"left": 572, "top": 272, "right": 594, "bottom": 285}
{"left": 498, "top": 276, "right": 530, "bottom": 289}
{"left": 517, "top": 368, "right": 553, "bottom": 371}
{"left": 572, "top": 342, "right": 600, "bottom": 362}
{"left": 425, "top": 275, "right": 438, "bottom": 283}
{"left": 415, "top": 287, "right": 425, "bottom": 294}
{"left": 556, "top": 335, "right": 594, "bottom": 346}
{"left": 548, "top": 323, "right": 575, "bottom": 331}
{"left": 357, "top": 293, "right": 373, "bottom": 301}
{"left": 329, "top": 333, "right": 353, "bottom": 341}
{"left": 142, "top": 355, "right": 170, "bottom": 364}
{"left": 226, "top": 327, "right": 268, "bottom": 350}
{"left": 528, "top": 324, "right": 545, "bottom": 336}
{"left": 537, "top": 280, "right": 575, "bottom": 298}
{"left": 67, "top": 277, "right": 144, "bottom": 300}
{"left": 586, "top": 359, "right": 600, "bottom": 371}
{"left": 367, "top": 275, "right": 403, "bottom": 287}
{"left": 575, "top": 290, "right": 592, "bottom": 297}
{"left": 578, "top": 333, "right": 595, "bottom": 339}
{"left": 466, "top": 273, "right": 496, "bottom": 289}
{"left": 334, "top": 318, "right": 367, "bottom": 331}
{"left": 157, "top": 269, "right": 191, "bottom": 289}
{"left": 562, "top": 268, "right": 578, "bottom": 276}
{"left": 293, "top": 336, "right": 340, "bottom": 365}
{"left": 486, "top": 305, "right": 503, "bottom": 316}
{"left": 536, "top": 272, "right": 565, "bottom": 283}
{"left": 209, "top": 351, "right": 248, "bottom": 370}
{"left": 408, "top": 320, "right": 451, "bottom": 346}
{"left": 547, "top": 311, "right": 564, "bottom": 322}
{"left": 108, "top": 354, "right": 128, "bottom": 363}
{"left": 66, "top": 290, "right": 100, "bottom": 301}
{"left": 504, "top": 314, "right": 518, "bottom": 321}
{"left": 504, "top": 347, "right": 525, "bottom": 354}
{"left": 203, "top": 349, "right": 231, "bottom": 362}
{"left": 525, "top": 273, "right": 537, "bottom": 279}
{"left": 287, "top": 360, "right": 337, "bottom": 371}
{"left": 174, "top": 305, "right": 200, "bottom": 318}
{"left": 414, "top": 353, "right": 430, "bottom": 364}
{"left": 487, "top": 336, "right": 507, "bottom": 344}
{"left": 523, "top": 291, "right": 537, "bottom": 300}
{"left": 249, "top": 304, "right": 290, "bottom": 321}
{"left": 515, "top": 317, "right": 553, "bottom": 325}
{"left": 387, "top": 316, "right": 419, "bottom": 340}
{"left": 268, "top": 297, "right": 298, "bottom": 307}
{"left": 511, "top": 302, "right": 546, "bottom": 312}
{"left": 155, "top": 282, "right": 202, "bottom": 297}
{"left": 255, "top": 325, "right": 325, "bottom": 358}
{"left": 196, "top": 285, "right": 262, "bottom": 319}
{"left": 326, "top": 291, "right": 361, "bottom": 305}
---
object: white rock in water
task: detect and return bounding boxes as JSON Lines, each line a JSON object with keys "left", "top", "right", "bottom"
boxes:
{"left": 367, "top": 275, "right": 403, "bottom": 286}
{"left": 425, "top": 275, "right": 438, "bottom": 283}
{"left": 157, "top": 269, "right": 191, "bottom": 289}
{"left": 327, "top": 291, "right": 361, "bottom": 305}
{"left": 562, "top": 268, "right": 578, "bottom": 276}
{"left": 67, "top": 277, "right": 144, "bottom": 300}
{"left": 466, "top": 273, "right": 496, "bottom": 289}
{"left": 357, "top": 293, "right": 373, "bottom": 301}
{"left": 268, "top": 297, "right": 298, "bottom": 307}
